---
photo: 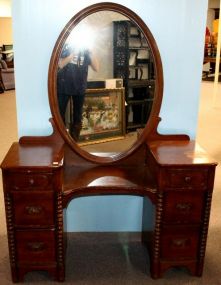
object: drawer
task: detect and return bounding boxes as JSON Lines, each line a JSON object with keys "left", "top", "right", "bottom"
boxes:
{"left": 160, "top": 227, "right": 199, "bottom": 259}
{"left": 164, "top": 168, "right": 208, "bottom": 190}
{"left": 15, "top": 230, "right": 56, "bottom": 263}
{"left": 12, "top": 192, "right": 55, "bottom": 226}
{"left": 163, "top": 191, "right": 205, "bottom": 224}
{"left": 7, "top": 172, "right": 53, "bottom": 191}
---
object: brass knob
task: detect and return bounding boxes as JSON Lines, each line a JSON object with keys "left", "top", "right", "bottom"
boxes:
{"left": 29, "top": 178, "right": 35, "bottom": 185}
{"left": 184, "top": 176, "right": 191, "bottom": 183}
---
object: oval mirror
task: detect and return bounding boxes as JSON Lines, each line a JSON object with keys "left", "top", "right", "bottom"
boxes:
{"left": 48, "top": 2, "right": 163, "bottom": 163}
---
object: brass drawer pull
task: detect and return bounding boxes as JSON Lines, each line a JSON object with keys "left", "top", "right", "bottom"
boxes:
{"left": 27, "top": 242, "right": 45, "bottom": 251}
{"left": 176, "top": 203, "right": 192, "bottom": 212}
{"left": 25, "top": 206, "right": 43, "bottom": 215}
{"left": 172, "top": 238, "right": 189, "bottom": 248}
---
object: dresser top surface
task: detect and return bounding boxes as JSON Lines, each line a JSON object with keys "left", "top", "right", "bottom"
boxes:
{"left": 1, "top": 142, "right": 64, "bottom": 169}
{"left": 1, "top": 140, "right": 217, "bottom": 170}
{"left": 148, "top": 140, "right": 217, "bottom": 166}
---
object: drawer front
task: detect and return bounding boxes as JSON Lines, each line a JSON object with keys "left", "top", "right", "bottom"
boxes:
{"left": 161, "top": 227, "right": 199, "bottom": 259}
{"left": 12, "top": 192, "right": 55, "bottom": 226}
{"left": 15, "top": 230, "right": 56, "bottom": 263}
{"left": 164, "top": 168, "right": 208, "bottom": 190}
{"left": 7, "top": 172, "right": 53, "bottom": 191}
{"left": 163, "top": 191, "right": 205, "bottom": 224}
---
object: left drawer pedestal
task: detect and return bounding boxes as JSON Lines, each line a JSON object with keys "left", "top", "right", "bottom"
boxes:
{"left": 2, "top": 169, "right": 64, "bottom": 282}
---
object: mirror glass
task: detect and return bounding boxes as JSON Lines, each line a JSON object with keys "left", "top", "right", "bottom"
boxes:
{"left": 56, "top": 10, "right": 155, "bottom": 155}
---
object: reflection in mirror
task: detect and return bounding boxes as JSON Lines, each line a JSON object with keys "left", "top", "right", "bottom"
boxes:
{"left": 56, "top": 10, "right": 155, "bottom": 154}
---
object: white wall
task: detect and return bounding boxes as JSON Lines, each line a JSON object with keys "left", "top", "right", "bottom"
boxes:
{"left": 12, "top": 0, "right": 208, "bottom": 232}
{"left": 0, "top": 17, "right": 13, "bottom": 45}
{"left": 0, "top": 0, "right": 11, "bottom": 17}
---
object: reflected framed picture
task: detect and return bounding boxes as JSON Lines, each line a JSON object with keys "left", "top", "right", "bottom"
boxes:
{"left": 79, "top": 88, "right": 125, "bottom": 145}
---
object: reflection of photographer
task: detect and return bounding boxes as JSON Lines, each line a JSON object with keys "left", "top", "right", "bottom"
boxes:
{"left": 57, "top": 43, "right": 99, "bottom": 140}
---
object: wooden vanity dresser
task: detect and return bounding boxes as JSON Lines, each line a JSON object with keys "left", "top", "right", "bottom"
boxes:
{"left": 1, "top": 133, "right": 217, "bottom": 282}
{"left": 1, "top": 2, "right": 217, "bottom": 283}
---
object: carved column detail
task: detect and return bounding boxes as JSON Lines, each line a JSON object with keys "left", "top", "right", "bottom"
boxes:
{"left": 56, "top": 192, "right": 65, "bottom": 281}
{"left": 197, "top": 191, "right": 213, "bottom": 274}
{"left": 4, "top": 192, "right": 18, "bottom": 282}
{"left": 153, "top": 191, "right": 163, "bottom": 260}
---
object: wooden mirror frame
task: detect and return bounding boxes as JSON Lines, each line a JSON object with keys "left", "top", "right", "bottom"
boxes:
{"left": 48, "top": 2, "right": 163, "bottom": 164}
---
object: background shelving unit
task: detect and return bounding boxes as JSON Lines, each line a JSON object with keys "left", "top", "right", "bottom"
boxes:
{"left": 113, "top": 20, "right": 155, "bottom": 132}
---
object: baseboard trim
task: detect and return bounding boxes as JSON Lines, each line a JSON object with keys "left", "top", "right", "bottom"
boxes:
{"left": 66, "top": 232, "right": 143, "bottom": 243}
